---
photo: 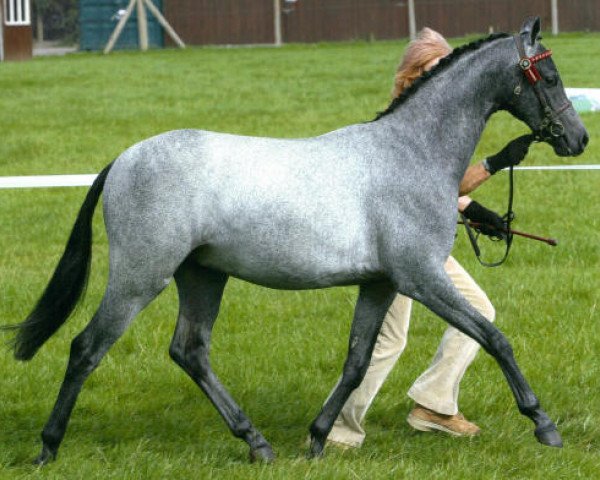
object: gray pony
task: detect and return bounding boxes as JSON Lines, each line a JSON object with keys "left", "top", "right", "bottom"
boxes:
{"left": 5, "top": 17, "right": 588, "bottom": 464}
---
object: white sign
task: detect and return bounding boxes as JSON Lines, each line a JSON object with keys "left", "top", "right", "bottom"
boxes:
{"left": 566, "top": 88, "right": 600, "bottom": 112}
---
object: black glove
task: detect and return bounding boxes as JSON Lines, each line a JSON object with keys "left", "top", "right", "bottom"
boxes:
{"left": 463, "top": 200, "right": 506, "bottom": 239}
{"left": 484, "top": 134, "right": 535, "bottom": 175}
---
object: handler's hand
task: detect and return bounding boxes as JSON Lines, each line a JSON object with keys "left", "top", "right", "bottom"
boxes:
{"left": 484, "top": 134, "right": 535, "bottom": 174}
{"left": 463, "top": 201, "right": 506, "bottom": 239}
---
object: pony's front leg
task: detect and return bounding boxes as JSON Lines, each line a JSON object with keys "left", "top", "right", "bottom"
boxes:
{"left": 411, "top": 266, "right": 562, "bottom": 448}
{"left": 309, "top": 280, "right": 397, "bottom": 457}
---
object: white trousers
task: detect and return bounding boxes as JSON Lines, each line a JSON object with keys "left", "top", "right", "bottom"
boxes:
{"left": 327, "top": 256, "right": 496, "bottom": 447}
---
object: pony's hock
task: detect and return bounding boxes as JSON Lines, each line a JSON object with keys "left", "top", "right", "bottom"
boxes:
{"left": 5, "top": 17, "right": 586, "bottom": 464}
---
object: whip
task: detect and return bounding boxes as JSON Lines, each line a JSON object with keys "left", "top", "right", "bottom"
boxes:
{"left": 458, "top": 220, "right": 558, "bottom": 247}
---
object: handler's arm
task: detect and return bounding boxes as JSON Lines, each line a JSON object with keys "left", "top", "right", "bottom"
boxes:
{"left": 459, "top": 163, "right": 489, "bottom": 196}
{"left": 458, "top": 196, "right": 505, "bottom": 237}
{"left": 457, "top": 195, "right": 474, "bottom": 212}
{"left": 459, "top": 134, "right": 535, "bottom": 195}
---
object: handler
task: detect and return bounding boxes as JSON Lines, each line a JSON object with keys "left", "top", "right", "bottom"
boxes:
{"left": 326, "top": 27, "right": 534, "bottom": 448}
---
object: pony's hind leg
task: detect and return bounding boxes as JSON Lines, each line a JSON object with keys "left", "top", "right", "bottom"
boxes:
{"left": 407, "top": 266, "right": 562, "bottom": 448}
{"left": 169, "top": 259, "right": 275, "bottom": 463}
{"left": 32, "top": 228, "right": 187, "bottom": 465}
{"left": 34, "top": 281, "right": 164, "bottom": 465}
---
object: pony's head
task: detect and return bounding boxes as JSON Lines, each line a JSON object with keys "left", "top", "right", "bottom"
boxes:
{"left": 505, "top": 17, "right": 588, "bottom": 156}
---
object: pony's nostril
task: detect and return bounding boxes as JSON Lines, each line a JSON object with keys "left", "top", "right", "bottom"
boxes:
{"left": 582, "top": 132, "right": 589, "bottom": 147}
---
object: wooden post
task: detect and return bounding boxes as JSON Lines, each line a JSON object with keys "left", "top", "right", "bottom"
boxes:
{"left": 142, "top": 0, "right": 185, "bottom": 48}
{"left": 104, "top": 0, "right": 136, "bottom": 54}
{"left": 104, "top": 0, "right": 185, "bottom": 54}
{"left": 551, "top": 0, "right": 559, "bottom": 35}
{"left": 0, "top": 2, "right": 4, "bottom": 61}
{"left": 274, "top": 0, "right": 282, "bottom": 46}
{"left": 407, "top": 0, "right": 416, "bottom": 40}
{"left": 36, "top": 12, "right": 44, "bottom": 42}
{"left": 137, "top": 0, "right": 149, "bottom": 51}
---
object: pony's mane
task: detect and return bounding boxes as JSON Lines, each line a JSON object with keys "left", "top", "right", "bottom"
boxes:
{"left": 373, "top": 32, "right": 512, "bottom": 121}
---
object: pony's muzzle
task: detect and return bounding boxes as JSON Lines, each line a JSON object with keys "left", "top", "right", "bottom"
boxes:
{"left": 571, "top": 128, "right": 590, "bottom": 156}
{"left": 581, "top": 131, "right": 590, "bottom": 148}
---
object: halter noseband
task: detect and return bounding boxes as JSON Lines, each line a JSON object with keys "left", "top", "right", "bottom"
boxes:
{"left": 513, "top": 35, "right": 572, "bottom": 141}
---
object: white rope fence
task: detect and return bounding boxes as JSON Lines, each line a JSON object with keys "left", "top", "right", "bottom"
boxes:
{"left": 513, "top": 165, "right": 600, "bottom": 171}
{"left": 0, "top": 174, "right": 97, "bottom": 189}
{"left": 1, "top": 89, "right": 597, "bottom": 190}
{"left": 0, "top": 166, "right": 598, "bottom": 189}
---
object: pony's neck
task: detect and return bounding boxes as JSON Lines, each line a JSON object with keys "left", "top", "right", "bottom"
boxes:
{"left": 384, "top": 37, "right": 515, "bottom": 170}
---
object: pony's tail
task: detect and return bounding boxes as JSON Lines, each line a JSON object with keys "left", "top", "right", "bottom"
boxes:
{"left": 4, "top": 162, "right": 114, "bottom": 361}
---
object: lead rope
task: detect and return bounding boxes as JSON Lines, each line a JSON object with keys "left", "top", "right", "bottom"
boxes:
{"left": 462, "top": 165, "right": 515, "bottom": 267}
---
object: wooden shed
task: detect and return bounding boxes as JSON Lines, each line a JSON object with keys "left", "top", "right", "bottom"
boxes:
{"left": 0, "top": 0, "right": 32, "bottom": 61}
{"left": 80, "top": 0, "right": 164, "bottom": 51}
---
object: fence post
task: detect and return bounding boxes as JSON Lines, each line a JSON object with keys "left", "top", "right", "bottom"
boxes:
{"left": 408, "top": 0, "right": 416, "bottom": 40}
{"left": 551, "top": 0, "right": 559, "bottom": 35}
{"left": 137, "top": 0, "right": 149, "bottom": 51}
{"left": 104, "top": 0, "right": 136, "bottom": 54}
{"left": 0, "top": 3, "right": 3, "bottom": 61}
{"left": 274, "top": 0, "right": 282, "bottom": 46}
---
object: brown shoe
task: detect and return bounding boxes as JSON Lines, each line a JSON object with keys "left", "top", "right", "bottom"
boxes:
{"left": 407, "top": 404, "right": 481, "bottom": 436}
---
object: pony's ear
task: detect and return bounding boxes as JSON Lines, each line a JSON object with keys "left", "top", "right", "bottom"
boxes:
{"left": 520, "top": 16, "right": 541, "bottom": 47}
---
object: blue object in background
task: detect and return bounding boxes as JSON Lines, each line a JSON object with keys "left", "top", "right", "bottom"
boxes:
{"left": 79, "top": 0, "right": 164, "bottom": 51}
{"left": 566, "top": 88, "right": 600, "bottom": 113}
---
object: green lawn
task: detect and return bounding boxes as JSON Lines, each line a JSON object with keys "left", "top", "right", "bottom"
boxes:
{"left": 0, "top": 32, "right": 599, "bottom": 479}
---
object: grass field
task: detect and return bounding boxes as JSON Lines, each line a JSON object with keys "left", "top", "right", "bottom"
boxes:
{"left": 0, "top": 31, "right": 599, "bottom": 479}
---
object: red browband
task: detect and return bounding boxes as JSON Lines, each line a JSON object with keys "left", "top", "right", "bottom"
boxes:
{"left": 530, "top": 50, "right": 553, "bottom": 63}
{"left": 519, "top": 49, "right": 553, "bottom": 85}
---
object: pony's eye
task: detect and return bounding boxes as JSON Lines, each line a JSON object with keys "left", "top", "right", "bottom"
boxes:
{"left": 545, "top": 75, "right": 558, "bottom": 87}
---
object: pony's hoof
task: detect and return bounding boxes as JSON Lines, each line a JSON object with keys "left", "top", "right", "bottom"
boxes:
{"left": 535, "top": 425, "right": 563, "bottom": 448}
{"left": 249, "top": 445, "right": 276, "bottom": 463}
{"left": 308, "top": 437, "right": 325, "bottom": 459}
{"left": 32, "top": 445, "right": 56, "bottom": 466}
